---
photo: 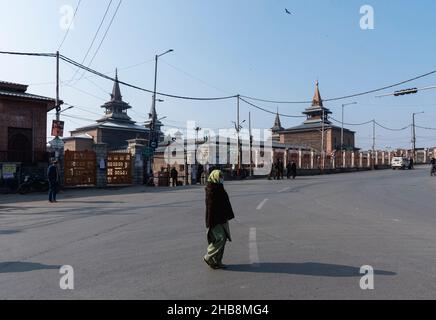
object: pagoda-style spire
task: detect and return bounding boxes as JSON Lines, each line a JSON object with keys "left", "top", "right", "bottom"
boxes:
{"left": 111, "top": 68, "right": 122, "bottom": 101}
{"left": 312, "top": 80, "right": 323, "bottom": 107}
{"left": 271, "top": 109, "right": 284, "bottom": 132}
{"left": 303, "top": 81, "right": 331, "bottom": 125}
{"left": 98, "top": 69, "right": 134, "bottom": 124}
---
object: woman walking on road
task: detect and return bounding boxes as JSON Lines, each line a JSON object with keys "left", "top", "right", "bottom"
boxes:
{"left": 203, "top": 170, "right": 235, "bottom": 270}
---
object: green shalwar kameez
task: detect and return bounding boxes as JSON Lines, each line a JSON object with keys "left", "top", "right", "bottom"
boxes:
{"left": 204, "top": 221, "right": 231, "bottom": 266}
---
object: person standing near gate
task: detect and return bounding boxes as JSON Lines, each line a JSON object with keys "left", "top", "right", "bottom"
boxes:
{"left": 291, "top": 161, "right": 297, "bottom": 179}
{"left": 47, "top": 160, "right": 60, "bottom": 203}
{"left": 204, "top": 170, "right": 235, "bottom": 269}
{"left": 170, "top": 167, "right": 178, "bottom": 187}
{"left": 286, "top": 161, "right": 292, "bottom": 179}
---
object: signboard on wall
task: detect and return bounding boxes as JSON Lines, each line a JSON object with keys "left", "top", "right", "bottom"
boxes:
{"left": 51, "top": 120, "right": 65, "bottom": 137}
{"left": 2, "top": 164, "right": 17, "bottom": 180}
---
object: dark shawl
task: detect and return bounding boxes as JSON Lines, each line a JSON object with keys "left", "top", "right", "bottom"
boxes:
{"left": 205, "top": 183, "right": 235, "bottom": 229}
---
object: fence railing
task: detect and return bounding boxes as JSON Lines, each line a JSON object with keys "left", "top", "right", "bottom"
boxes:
{"left": 278, "top": 149, "right": 431, "bottom": 171}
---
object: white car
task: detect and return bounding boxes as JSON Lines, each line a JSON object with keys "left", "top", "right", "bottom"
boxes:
{"left": 391, "top": 157, "right": 410, "bottom": 170}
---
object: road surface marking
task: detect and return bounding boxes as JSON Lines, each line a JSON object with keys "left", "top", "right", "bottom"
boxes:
{"left": 278, "top": 187, "right": 291, "bottom": 193}
{"left": 249, "top": 227, "right": 260, "bottom": 267}
{"left": 256, "top": 199, "right": 268, "bottom": 210}
{"left": 393, "top": 219, "right": 400, "bottom": 222}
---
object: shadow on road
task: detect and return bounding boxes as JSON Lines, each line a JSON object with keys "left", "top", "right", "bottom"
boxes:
{"left": 0, "top": 262, "right": 61, "bottom": 274}
{"left": 0, "top": 230, "right": 21, "bottom": 235}
{"left": 225, "top": 262, "right": 396, "bottom": 277}
{"left": 59, "top": 200, "right": 125, "bottom": 204}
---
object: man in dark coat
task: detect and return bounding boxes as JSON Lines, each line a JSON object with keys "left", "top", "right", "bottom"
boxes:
{"left": 290, "top": 161, "right": 297, "bottom": 179}
{"left": 170, "top": 167, "right": 178, "bottom": 187}
{"left": 277, "top": 159, "right": 284, "bottom": 180}
{"left": 47, "top": 160, "right": 59, "bottom": 203}
{"left": 204, "top": 170, "right": 235, "bottom": 269}
{"left": 286, "top": 161, "right": 292, "bottom": 179}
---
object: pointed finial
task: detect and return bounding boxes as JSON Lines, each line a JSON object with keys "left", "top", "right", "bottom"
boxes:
{"left": 111, "top": 68, "right": 122, "bottom": 101}
{"left": 312, "top": 79, "right": 323, "bottom": 107}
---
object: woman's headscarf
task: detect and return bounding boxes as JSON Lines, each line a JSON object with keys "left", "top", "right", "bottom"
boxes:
{"left": 207, "top": 170, "right": 222, "bottom": 184}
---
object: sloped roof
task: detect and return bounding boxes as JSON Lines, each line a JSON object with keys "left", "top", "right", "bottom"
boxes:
{"left": 282, "top": 122, "right": 355, "bottom": 133}
{"left": 0, "top": 80, "right": 56, "bottom": 111}
{"left": 72, "top": 120, "right": 149, "bottom": 133}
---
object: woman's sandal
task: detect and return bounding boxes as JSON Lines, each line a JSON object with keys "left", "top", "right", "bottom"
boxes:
{"left": 204, "top": 257, "right": 220, "bottom": 269}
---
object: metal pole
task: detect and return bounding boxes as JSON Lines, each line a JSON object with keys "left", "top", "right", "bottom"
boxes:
{"left": 149, "top": 55, "right": 159, "bottom": 176}
{"left": 372, "top": 119, "right": 376, "bottom": 170}
{"left": 321, "top": 108, "right": 325, "bottom": 172}
{"left": 237, "top": 95, "right": 241, "bottom": 175}
{"left": 195, "top": 127, "right": 199, "bottom": 166}
{"left": 249, "top": 111, "right": 253, "bottom": 177}
{"left": 412, "top": 113, "right": 416, "bottom": 162}
{"left": 341, "top": 104, "right": 344, "bottom": 166}
{"left": 184, "top": 140, "right": 188, "bottom": 185}
{"left": 56, "top": 51, "right": 60, "bottom": 121}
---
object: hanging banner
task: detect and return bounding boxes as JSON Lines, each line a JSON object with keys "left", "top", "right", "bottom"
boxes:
{"left": 51, "top": 120, "right": 65, "bottom": 137}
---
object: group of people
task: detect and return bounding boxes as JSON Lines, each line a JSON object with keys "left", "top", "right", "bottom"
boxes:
{"left": 170, "top": 164, "right": 208, "bottom": 187}
{"left": 269, "top": 159, "right": 297, "bottom": 180}
{"left": 431, "top": 157, "right": 436, "bottom": 176}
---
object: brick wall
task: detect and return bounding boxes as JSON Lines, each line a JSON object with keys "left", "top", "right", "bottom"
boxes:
{"left": 0, "top": 98, "right": 48, "bottom": 153}
{"left": 280, "top": 130, "right": 323, "bottom": 151}
{"left": 280, "top": 128, "right": 355, "bottom": 152}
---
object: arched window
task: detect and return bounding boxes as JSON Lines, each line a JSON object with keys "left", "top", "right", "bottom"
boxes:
{"left": 8, "top": 128, "right": 32, "bottom": 163}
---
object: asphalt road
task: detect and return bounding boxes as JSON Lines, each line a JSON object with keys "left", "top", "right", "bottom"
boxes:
{"left": 1, "top": 166, "right": 436, "bottom": 300}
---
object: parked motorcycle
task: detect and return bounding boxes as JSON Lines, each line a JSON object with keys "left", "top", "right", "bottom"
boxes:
{"left": 17, "top": 175, "right": 49, "bottom": 194}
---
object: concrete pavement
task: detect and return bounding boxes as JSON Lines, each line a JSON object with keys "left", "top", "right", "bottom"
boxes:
{"left": 1, "top": 167, "right": 436, "bottom": 299}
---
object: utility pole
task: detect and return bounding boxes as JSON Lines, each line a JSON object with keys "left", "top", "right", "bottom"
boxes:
{"left": 194, "top": 126, "right": 202, "bottom": 184}
{"left": 249, "top": 111, "right": 253, "bottom": 177}
{"left": 372, "top": 119, "right": 376, "bottom": 170}
{"left": 237, "top": 95, "right": 241, "bottom": 175}
{"left": 56, "top": 51, "right": 61, "bottom": 121}
{"left": 148, "top": 49, "right": 173, "bottom": 176}
{"left": 321, "top": 108, "right": 325, "bottom": 172}
{"left": 412, "top": 112, "right": 424, "bottom": 162}
{"left": 194, "top": 126, "right": 201, "bottom": 167}
{"left": 184, "top": 139, "right": 188, "bottom": 186}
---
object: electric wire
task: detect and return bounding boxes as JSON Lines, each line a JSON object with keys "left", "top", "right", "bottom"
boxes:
{"left": 239, "top": 97, "right": 305, "bottom": 118}
{"left": 73, "top": 0, "right": 123, "bottom": 83}
{"left": 68, "top": 0, "right": 114, "bottom": 83}
{"left": 60, "top": 54, "right": 239, "bottom": 101}
{"left": 240, "top": 69, "right": 436, "bottom": 104}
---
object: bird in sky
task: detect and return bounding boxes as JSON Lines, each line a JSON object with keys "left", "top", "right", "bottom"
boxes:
{"left": 285, "top": 8, "right": 292, "bottom": 15}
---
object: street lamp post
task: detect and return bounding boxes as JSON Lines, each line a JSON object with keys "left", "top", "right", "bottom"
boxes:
{"left": 233, "top": 118, "right": 246, "bottom": 176}
{"left": 194, "top": 126, "right": 202, "bottom": 181}
{"left": 149, "top": 49, "right": 174, "bottom": 175}
{"left": 341, "top": 102, "right": 357, "bottom": 167}
{"left": 412, "top": 111, "right": 424, "bottom": 162}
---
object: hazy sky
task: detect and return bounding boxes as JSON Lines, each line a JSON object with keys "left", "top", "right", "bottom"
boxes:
{"left": 1, "top": 0, "right": 436, "bottom": 150}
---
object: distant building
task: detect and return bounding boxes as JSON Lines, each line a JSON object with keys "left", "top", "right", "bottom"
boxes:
{"left": 67, "top": 70, "right": 150, "bottom": 151}
{"left": 0, "top": 80, "right": 56, "bottom": 164}
{"left": 277, "top": 81, "right": 356, "bottom": 153}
